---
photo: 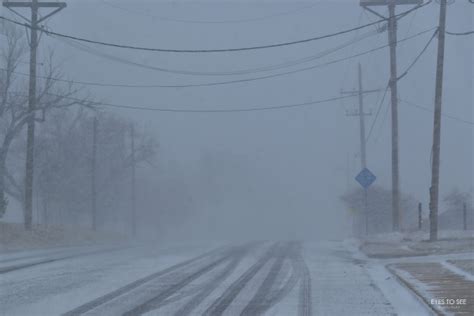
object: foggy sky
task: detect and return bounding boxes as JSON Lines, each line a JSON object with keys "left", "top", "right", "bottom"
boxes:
{"left": 1, "top": 0, "right": 472, "bottom": 240}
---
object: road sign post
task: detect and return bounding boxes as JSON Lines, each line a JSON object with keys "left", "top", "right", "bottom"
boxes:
{"left": 355, "top": 168, "right": 376, "bottom": 236}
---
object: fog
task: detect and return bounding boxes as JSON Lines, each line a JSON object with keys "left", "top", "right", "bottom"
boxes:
{"left": 1, "top": 0, "right": 472, "bottom": 242}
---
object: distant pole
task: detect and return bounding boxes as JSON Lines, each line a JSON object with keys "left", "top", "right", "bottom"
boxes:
{"left": 365, "top": 189, "right": 369, "bottom": 236}
{"left": 358, "top": 63, "right": 367, "bottom": 169}
{"left": 3, "top": 0, "right": 66, "bottom": 230}
{"left": 418, "top": 202, "right": 422, "bottom": 230}
{"left": 358, "top": 63, "right": 369, "bottom": 236}
{"left": 130, "top": 124, "right": 137, "bottom": 237}
{"left": 343, "top": 64, "right": 370, "bottom": 170}
{"left": 429, "top": 0, "right": 448, "bottom": 242}
{"left": 342, "top": 64, "right": 373, "bottom": 236}
{"left": 346, "top": 152, "right": 350, "bottom": 192}
{"left": 463, "top": 203, "right": 467, "bottom": 231}
{"left": 42, "top": 194, "right": 48, "bottom": 226}
{"left": 91, "top": 117, "right": 97, "bottom": 231}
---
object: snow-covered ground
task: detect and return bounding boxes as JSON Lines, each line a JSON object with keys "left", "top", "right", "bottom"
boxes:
{"left": 349, "top": 231, "right": 474, "bottom": 316}
{"left": 362, "top": 230, "right": 474, "bottom": 243}
{"left": 0, "top": 240, "right": 446, "bottom": 316}
{"left": 357, "top": 230, "right": 474, "bottom": 259}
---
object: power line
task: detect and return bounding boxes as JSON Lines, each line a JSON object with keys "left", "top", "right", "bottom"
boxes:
{"left": 340, "top": 10, "right": 364, "bottom": 92}
{"left": 446, "top": 30, "right": 474, "bottom": 36}
{"left": 401, "top": 7, "right": 417, "bottom": 49}
{"left": 366, "top": 81, "right": 390, "bottom": 142}
{"left": 56, "top": 27, "right": 381, "bottom": 77}
{"left": 100, "top": 0, "right": 319, "bottom": 24}
{"left": 1, "top": 27, "right": 436, "bottom": 89}
{"left": 39, "top": 92, "right": 354, "bottom": 113}
{"left": 374, "top": 92, "right": 393, "bottom": 144}
{"left": 398, "top": 28, "right": 438, "bottom": 80}
{"left": 366, "top": 28, "right": 440, "bottom": 142}
{"left": 399, "top": 99, "right": 474, "bottom": 125}
{"left": 0, "top": 2, "right": 429, "bottom": 53}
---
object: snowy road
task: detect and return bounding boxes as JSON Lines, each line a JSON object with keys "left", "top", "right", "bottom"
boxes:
{"left": 0, "top": 241, "right": 431, "bottom": 316}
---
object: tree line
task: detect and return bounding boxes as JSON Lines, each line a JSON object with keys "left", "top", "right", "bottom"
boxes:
{"left": 0, "top": 21, "right": 181, "bottom": 235}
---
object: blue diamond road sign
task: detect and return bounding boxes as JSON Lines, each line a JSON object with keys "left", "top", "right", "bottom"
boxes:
{"left": 355, "top": 168, "right": 376, "bottom": 189}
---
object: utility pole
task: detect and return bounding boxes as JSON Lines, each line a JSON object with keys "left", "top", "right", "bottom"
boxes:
{"left": 387, "top": 1, "right": 401, "bottom": 232}
{"left": 418, "top": 202, "right": 422, "bottom": 230}
{"left": 343, "top": 64, "right": 372, "bottom": 170}
{"left": 2, "top": 0, "right": 66, "bottom": 230}
{"left": 429, "top": 0, "right": 448, "bottom": 242}
{"left": 462, "top": 203, "right": 467, "bottom": 231}
{"left": 343, "top": 64, "right": 373, "bottom": 236}
{"left": 130, "top": 124, "right": 136, "bottom": 237}
{"left": 358, "top": 63, "right": 367, "bottom": 169}
{"left": 362, "top": 74, "right": 368, "bottom": 235}
{"left": 91, "top": 117, "right": 98, "bottom": 231}
{"left": 360, "top": 0, "right": 422, "bottom": 232}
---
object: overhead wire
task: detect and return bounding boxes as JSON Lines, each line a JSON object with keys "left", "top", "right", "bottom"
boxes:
{"left": 397, "top": 28, "right": 438, "bottom": 80}
{"left": 366, "top": 27, "right": 439, "bottom": 142}
{"left": 0, "top": 1, "right": 430, "bottom": 53}
{"left": 366, "top": 82, "right": 390, "bottom": 142}
{"left": 36, "top": 93, "right": 356, "bottom": 113}
{"left": 399, "top": 99, "right": 474, "bottom": 125}
{"left": 445, "top": 30, "right": 474, "bottom": 36}
{"left": 374, "top": 92, "right": 393, "bottom": 144}
{"left": 55, "top": 27, "right": 382, "bottom": 77}
{"left": 340, "top": 10, "right": 364, "bottom": 111}
{"left": 1, "top": 27, "right": 436, "bottom": 89}
{"left": 398, "top": 6, "right": 418, "bottom": 59}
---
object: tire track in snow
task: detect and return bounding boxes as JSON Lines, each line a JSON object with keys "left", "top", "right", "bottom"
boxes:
{"left": 296, "top": 245, "right": 312, "bottom": 316}
{"left": 240, "top": 241, "right": 311, "bottom": 316}
{"left": 122, "top": 243, "right": 256, "bottom": 315}
{"left": 203, "top": 242, "right": 281, "bottom": 315}
{"left": 261, "top": 241, "right": 303, "bottom": 311}
{"left": 172, "top": 251, "right": 245, "bottom": 316}
{"left": 240, "top": 242, "right": 292, "bottom": 315}
{"left": 62, "top": 245, "right": 231, "bottom": 316}
{"left": 122, "top": 255, "right": 230, "bottom": 316}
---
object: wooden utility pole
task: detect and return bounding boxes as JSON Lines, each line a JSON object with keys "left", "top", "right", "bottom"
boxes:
{"left": 2, "top": 1, "right": 66, "bottom": 230}
{"left": 387, "top": 2, "right": 401, "bottom": 231}
{"left": 429, "top": 0, "right": 448, "bottom": 242}
{"left": 130, "top": 124, "right": 136, "bottom": 237}
{"left": 91, "top": 117, "right": 98, "bottom": 231}
{"left": 360, "top": 0, "right": 422, "bottom": 232}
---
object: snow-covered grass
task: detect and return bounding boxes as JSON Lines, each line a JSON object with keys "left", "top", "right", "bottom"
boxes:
{"left": 363, "top": 229, "right": 473, "bottom": 243}
{"left": 357, "top": 230, "right": 474, "bottom": 258}
{"left": 0, "top": 221, "right": 128, "bottom": 252}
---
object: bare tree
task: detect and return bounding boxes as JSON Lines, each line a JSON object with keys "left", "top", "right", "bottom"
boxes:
{"left": 0, "top": 23, "right": 90, "bottom": 221}
{"left": 440, "top": 188, "right": 473, "bottom": 230}
{"left": 34, "top": 111, "right": 157, "bottom": 229}
{"left": 444, "top": 188, "right": 472, "bottom": 211}
{"left": 341, "top": 186, "right": 419, "bottom": 235}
